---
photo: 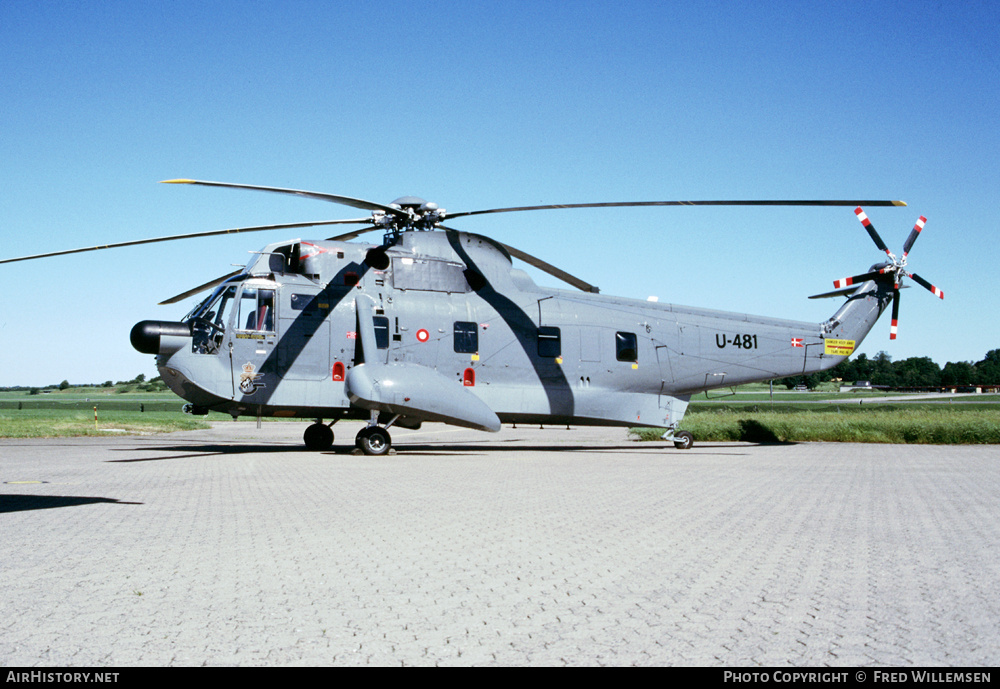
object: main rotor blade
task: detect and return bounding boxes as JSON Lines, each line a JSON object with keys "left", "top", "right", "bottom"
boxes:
{"left": 498, "top": 242, "right": 599, "bottom": 293}
{"left": 854, "top": 207, "right": 893, "bottom": 256}
{"left": 326, "top": 225, "right": 383, "bottom": 242}
{"left": 159, "top": 270, "right": 243, "bottom": 305}
{"left": 902, "top": 216, "right": 927, "bottom": 258}
{"left": 448, "top": 199, "right": 907, "bottom": 221}
{"left": 0, "top": 219, "right": 370, "bottom": 265}
{"left": 908, "top": 272, "right": 944, "bottom": 299}
{"left": 162, "top": 179, "right": 407, "bottom": 217}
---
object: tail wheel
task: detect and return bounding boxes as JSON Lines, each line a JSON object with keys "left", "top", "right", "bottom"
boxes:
{"left": 673, "top": 430, "right": 694, "bottom": 450}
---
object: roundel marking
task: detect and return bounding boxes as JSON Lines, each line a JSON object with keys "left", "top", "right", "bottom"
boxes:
{"left": 416, "top": 329, "right": 430, "bottom": 343}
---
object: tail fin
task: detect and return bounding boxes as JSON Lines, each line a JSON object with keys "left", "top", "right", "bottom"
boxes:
{"left": 821, "top": 278, "right": 895, "bottom": 352}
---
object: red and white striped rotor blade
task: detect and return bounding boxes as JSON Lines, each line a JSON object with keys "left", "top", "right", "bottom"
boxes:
{"left": 833, "top": 270, "right": 885, "bottom": 290}
{"left": 902, "top": 216, "right": 927, "bottom": 258}
{"left": 855, "top": 207, "right": 893, "bottom": 256}
{"left": 908, "top": 272, "right": 944, "bottom": 299}
{"left": 889, "top": 289, "right": 901, "bottom": 340}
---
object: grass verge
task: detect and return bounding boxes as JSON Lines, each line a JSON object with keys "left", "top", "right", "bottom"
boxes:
{"left": 630, "top": 406, "right": 1000, "bottom": 444}
{"left": 0, "top": 410, "right": 211, "bottom": 438}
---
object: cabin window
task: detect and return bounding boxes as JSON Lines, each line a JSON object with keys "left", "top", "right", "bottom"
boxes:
{"left": 454, "top": 321, "right": 478, "bottom": 354}
{"left": 616, "top": 331, "right": 638, "bottom": 362}
{"left": 373, "top": 316, "right": 390, "bottom": 349}
{"left": 538, "top": 326, "right": 561, "bottom": 358}
{"left": 238, "top": 288, "right": 276, "bottom": 332}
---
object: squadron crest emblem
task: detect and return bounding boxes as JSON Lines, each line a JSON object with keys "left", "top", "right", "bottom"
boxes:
{"left": 239, "top": 362, "right": 266, "bottom": 394}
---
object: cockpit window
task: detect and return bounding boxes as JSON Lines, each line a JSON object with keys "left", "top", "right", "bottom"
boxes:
{"left": 187, "top": 284, "right": 238, "bottom": 354}
{"left": 188, "top": 283, "right": 235, "bottom": 323}
{"left": 184, "top": 279, "right": 277, "bottom": 352}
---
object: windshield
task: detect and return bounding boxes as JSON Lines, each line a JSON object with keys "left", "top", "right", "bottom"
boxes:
{"left": 188, "top": 283, "right": 238, "bottom": 329}
{"left": 185, "top": 281, "right": 241, "bottom": 355}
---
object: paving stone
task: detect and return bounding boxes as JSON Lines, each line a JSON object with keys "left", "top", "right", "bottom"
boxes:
{"left": 1, "top": 423, "right": 997, "bottom": 666}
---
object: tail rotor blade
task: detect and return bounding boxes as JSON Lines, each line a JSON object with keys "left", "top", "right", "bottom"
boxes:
{"left": 889, "top": 289, "right": 901, "bottom": 340}
{"left": 833, "top": 270, "right": 885, "bottom": 289}
{"left": 855, "top": 207, "right": 893, "bottom": 257}
{"left": 908, "top": 272, "right": 944, "bottom": 299}
{"left": 902, "top": 216, "right": 927, "bottom": 258}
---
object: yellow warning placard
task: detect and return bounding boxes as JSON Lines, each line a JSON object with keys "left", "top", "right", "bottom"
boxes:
{"left": 824, "top": 338, "right": 856, "bottom": 356}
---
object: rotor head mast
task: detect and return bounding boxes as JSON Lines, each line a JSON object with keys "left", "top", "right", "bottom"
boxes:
{"left": 371, "top": 197, "right": 448, "bottom": 236}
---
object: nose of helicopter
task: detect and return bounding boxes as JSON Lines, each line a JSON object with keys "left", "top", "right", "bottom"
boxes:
{"left": 130, "top": 320, "right": 192, "bottom": 355}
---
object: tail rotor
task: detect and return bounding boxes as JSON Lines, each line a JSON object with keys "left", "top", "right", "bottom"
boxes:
{"left": 830, "top": 207, "right": 944, "bottom": 340}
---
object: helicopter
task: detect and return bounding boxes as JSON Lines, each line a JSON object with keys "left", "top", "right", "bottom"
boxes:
{"left": 2, "top": 180, "right": 944, "bottom": 454}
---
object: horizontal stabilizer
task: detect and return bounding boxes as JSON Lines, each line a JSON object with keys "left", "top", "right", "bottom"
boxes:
{"left": 809, "top": 287, "right": 858, "bottom": 300}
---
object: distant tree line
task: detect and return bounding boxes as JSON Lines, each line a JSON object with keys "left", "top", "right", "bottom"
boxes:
{"left": 777, "top": 348, "right": 1000, "bottom": 389}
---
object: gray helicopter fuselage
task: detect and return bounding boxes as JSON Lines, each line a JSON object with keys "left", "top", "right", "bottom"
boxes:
{"left": 145, "top": 228, "right": 890, "bottom": 434}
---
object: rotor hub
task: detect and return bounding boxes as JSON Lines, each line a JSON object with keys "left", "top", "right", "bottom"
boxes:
{"left": 373, "top": 197, "right": 447, "bottom": 233}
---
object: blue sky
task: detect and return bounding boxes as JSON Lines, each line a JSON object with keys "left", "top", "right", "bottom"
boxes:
{"left": 1, "top": 0, "right": 997, "bottom": 386}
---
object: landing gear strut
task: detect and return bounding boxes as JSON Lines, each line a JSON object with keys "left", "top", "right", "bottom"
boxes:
{"left": 303, "top": 421, "right": 334, "bottom": 451}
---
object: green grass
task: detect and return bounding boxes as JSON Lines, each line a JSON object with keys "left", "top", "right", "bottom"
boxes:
{"left": 0, "top": 409, "right": 210, "bottom": 438}
{"left": 631, "top": 405, "right": 1000, "bottom": 444}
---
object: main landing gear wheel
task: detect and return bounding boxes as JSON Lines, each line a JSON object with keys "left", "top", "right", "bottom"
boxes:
{"left": 355, "top": 426, "right": 392, "bottom": 456}
{"left": 304, "top": 423, "right": 334, "bottom": 451}
{"left": 673, "top": 430, "right": 694, "bottom": 450}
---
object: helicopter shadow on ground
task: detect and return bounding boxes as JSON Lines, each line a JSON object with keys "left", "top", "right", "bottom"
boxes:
{"left": 107, "top": 442, "right": 498, "bottom": 461}
{"left": 106, "top": 443, "right": 305, "bottom": 462}
{"left": 390, "top": 442, "right": 764, "bottom": 457}
{"left": 0, "top": 495, "right": 144, "bottom": 513}
{"left": 102, "top": 440, "right": 764, "bottom": 461}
